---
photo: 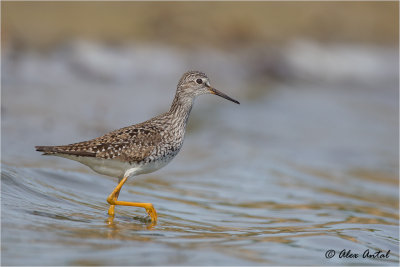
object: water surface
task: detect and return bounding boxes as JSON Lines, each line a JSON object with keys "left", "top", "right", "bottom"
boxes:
{"left": 1, "top": 43, "right": 398, "bottom": 265}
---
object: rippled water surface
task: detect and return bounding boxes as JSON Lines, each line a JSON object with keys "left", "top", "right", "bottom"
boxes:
{"left": 1, "top": 43, "right": 399, "bottom": 265}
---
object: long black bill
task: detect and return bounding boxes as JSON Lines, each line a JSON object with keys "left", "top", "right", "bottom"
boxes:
{"left": 209, "top": 88, "right": 240, "bottom": 104}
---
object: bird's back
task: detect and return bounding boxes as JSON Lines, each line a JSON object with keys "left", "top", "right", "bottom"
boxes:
{"left": 36, "top": 112, "right": 186, "bottom": 178}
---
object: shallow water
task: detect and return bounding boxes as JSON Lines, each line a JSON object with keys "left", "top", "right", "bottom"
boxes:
{"left": 1, "top": 43, "right": 399, "bottom": 265}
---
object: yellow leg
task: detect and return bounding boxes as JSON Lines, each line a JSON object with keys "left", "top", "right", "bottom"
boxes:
{"left": 107, "top": 176, "right": 157, "bottom": 222}
{"left": 107, "top": 190, "right": 119, "bottom": 216}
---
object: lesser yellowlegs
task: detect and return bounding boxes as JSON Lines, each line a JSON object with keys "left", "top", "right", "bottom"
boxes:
{"left": 35, "top": 71, "right": 239, "bottom": 223}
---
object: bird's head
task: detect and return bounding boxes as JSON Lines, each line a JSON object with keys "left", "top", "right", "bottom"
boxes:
{"left": 177, "top": 71, "right": 240, "bottom": 104}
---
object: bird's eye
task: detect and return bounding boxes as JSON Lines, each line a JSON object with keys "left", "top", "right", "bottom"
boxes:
{"left": 196, "top": 79, "right": 203, "bottom": 84}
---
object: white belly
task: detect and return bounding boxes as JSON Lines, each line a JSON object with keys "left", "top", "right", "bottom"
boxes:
{"left": 55, "top": 153, "right": 174, "bottom": 179}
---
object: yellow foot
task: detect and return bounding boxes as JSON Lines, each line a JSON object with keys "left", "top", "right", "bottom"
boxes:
{"left": 107, "top": 200, "right": 158, "bottom": 223}
{"left": 144, "top": 204, "right": 157, "bottom": 222}
{"left": 108, "top": 205, "right": 115, "bottom": 216}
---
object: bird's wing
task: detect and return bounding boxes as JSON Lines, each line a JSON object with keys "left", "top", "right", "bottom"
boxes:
{"left": 35, "top": 124, "right": 162, "bottom": 163}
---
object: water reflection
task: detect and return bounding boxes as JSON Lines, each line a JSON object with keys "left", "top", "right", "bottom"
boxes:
{"left": 105, "top": 215, "right": 156, "bottom": 230}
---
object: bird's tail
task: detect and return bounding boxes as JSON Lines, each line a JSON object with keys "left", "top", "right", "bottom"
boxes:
{"left": 35, "top": 145, "right": 95, "bottom": 157}
{"left": 35, "top": 145, "right": 58, "bottom": 155}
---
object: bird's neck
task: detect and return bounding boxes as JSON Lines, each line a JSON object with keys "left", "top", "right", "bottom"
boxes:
{"left": 168, "top": 91, "right": 194, "bottom": 128}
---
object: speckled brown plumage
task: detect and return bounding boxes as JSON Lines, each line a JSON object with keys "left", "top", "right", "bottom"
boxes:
{"left": 36, "top": 122, "right": 163, "bottom": 162}
{"left": 36, "top": 71, "right": 239, "bottom": 177}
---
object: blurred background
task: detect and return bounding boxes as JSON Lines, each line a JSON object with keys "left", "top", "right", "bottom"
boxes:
{"left": 2, "top": 1, "right": 399, "bottom": 266}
